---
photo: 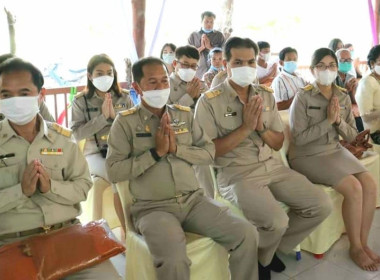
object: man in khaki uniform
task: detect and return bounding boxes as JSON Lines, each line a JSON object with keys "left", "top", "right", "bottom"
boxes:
{"left": 106, "top": 57, "right": 259, "bottom": 280}
{"left": 0, "top": 58, "right": 121, "bottom": 279}
{"left": 194, "top": 37, "right": 332, "bottom": 279}
{"left": 169, "top": 45, "right": 208, "bottom": 109}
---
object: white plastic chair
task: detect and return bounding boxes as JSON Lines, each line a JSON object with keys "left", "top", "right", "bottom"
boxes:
{"left": 115, "top": 181, "right": 230, "bottom": 280}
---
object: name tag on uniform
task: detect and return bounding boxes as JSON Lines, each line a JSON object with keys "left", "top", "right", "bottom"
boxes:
{"left": 224, "top": 112, "right": 237, "bottom": 117}
{"left": 262, "top": 106, "right": 271, "bottom": 112}
{"left": 114, "top": 103, "right": 127, "bottom": 109}
{"left": 174, "top": 127, "right": 189, "bottom": 135}
{"left": 308, "top": 106, "right": 321, "bottom": 110}
{"left": 40, "top": 148, "right": 63, "bottom": 155}
{"left": 86, "top": 107, "right": 98, "bottom": 112}
{"left": 136, "top": 133, "right": 152, "bottom": 137}
{"left": 340, "top": 105, "right": 346, "bottom": 110}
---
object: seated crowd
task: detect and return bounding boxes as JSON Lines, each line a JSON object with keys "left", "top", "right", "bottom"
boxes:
{"left": 1, "top": 10, "right": 380, "bottom": 280}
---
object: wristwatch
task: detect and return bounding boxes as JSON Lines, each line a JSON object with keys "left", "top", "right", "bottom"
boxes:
{"left": 150, "top": 148, "right": 162, "bottom": 162}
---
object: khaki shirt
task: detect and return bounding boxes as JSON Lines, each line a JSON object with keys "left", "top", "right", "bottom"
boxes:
{"left": 105, "top": 103, "right": 215, "bottom": 201}
{"left": 210, "top": 70, "right": 228, "bottom": 88}
{"left": 168, "top": 73, "right": 208, "bottom": 108}
{"left": 70, "top": 90, "right": 133, "bottom": 155}
{"left": 356, "top": 74, "right": 380, "bottom": 132}
{"left": 288, "top": 82, "right": 357, "bottom": 159}
{"left": 0, "top": 115, "right": 92, "bottom": 235}
{"left": 0, "top": 101, "right": 55, "bottom": 122}
{"left": 194, "top": 79, "right": 283, "bottom": 168}
{"left": 188, "top": 29, "right": 225, "bottom": 79}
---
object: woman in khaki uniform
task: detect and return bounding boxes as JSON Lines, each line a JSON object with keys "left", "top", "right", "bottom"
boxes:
{"left": 70, "top": 54, "right": 133, "bottom": 232}
{"left": 289, "top": 48, "right": 379, "bottom": 271}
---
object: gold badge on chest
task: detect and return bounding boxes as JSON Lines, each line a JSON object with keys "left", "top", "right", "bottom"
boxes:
{"left": 170, "top": 119, "right": 188, "bottom": 134}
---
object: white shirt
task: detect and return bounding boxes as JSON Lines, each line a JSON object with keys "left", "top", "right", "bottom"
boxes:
{"left": 272, "top": 70, "right": 306, "bottom": 102}
{"left": 356, "top": 74, "right": 380, "bottom": 131}
{"left": 257, "top": 61, "right": 277, "bottom": 80}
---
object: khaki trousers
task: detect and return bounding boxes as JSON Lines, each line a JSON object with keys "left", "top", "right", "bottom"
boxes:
{"left": 131, "top": 189, "right": 259, "bottom": 280}
{"left": 218, "top": 158, "right": 332, "bottom": 265}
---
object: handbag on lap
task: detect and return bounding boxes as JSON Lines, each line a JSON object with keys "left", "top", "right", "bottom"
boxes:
{"left": 0, "top": 219, "right": 125, "bottom": 280}
{"left": 339, "top": 129, "right": 373, "bottom": 159}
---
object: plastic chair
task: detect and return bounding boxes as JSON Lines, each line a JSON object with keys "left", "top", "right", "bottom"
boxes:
{"left": 278, "top": 110, "right": 380, "bottom": 258}
{"left": 115, "top": 181, "right": 230, "bottom": 280}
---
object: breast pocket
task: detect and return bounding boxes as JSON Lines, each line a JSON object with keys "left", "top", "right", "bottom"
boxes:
{"left": 45, "top": 166, "right": 64, "bottom": 181}
{"left": 218, "top": 114, "right": 242, "bottom": 134}
{"left": 306, "top": 107, "right": 325, "bottom": 125}
{"left": 0, "top": 164, "right": 20, "bottom": 189}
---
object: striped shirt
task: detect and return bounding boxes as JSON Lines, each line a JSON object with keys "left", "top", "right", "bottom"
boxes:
{"left": 272, "top": 71, "right": 306, "bottom": 102}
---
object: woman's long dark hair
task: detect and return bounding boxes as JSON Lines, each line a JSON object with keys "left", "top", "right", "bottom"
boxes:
{"left": 85, "top": 53, "right": 121, "bottom": 98}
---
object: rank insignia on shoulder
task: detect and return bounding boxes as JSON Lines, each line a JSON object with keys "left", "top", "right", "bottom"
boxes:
{"left": 205, "top": 90, "right": 221, "bottom": 99}
{"left": 40, "top": 148, "right": 63, "bottom": 155}
{"left": 336, "top": 85, "right": 347, "bottom": 93}
{"left": 120, "top": 107, "right": 137, "bottom": 116}
{"left": 114, "top": 103, "right": 127, "bottom": 109}
{"left": 259, "top": 85, "right": 274, "bottom": 93}
{"left": 174, "top": 127, "right": 189, "bottom": 135}
{"left": 51, "top": 123, "right": 72, "bottom": 137}
{"left": 74, "top": 92, "right": 85, "bottom": 99}
{"left": 173, "top": 104, "right": 191, "bottom": 112}
{"left": 303, "top": 84, "right": 313, "bottom": 91}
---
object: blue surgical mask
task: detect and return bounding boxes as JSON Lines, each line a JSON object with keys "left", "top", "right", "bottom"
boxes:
{"left": 338, "top": 62, "right": 352, "bottom": 73}
{"left": 162, "top": 53, "right": 175, "bottom": 65}
{"left": 210, "top": 65, "right": 223, "bottom": 71}
{"left": 350, "top": 51, "right": 355, "bottom": 58}
{"left": 283, "top": 61, "right": 297, "bottom": 74}
{"left": 201, "top": 27, "right": 213, "bottom": 33}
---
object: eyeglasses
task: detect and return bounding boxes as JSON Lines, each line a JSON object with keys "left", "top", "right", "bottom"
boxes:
{"left": 176, "top": 61, "right": 199, "bottom": 70}
{"left": 339, "top": 59, "right": 353, "bottom": 63}
{"left": 315, "top": 63, "right": 338, "bottom": 71}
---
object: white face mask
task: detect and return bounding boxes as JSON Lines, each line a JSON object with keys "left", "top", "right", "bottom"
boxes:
{"left": 142, "top": 88, "right": 171, "bottom": 108}
{"left": 162, "top": 53, "right": 175, "bottom": 65}
{"left": 261, "top": 53, "right": 271, "bottom": 62}
{"left": 230, "top": 66, "right": 257, "bottom": 87}
{"left": 92, "top": 75, "right": 114, "bottom": 92}
{"left": 0, "top": 96, "right": 39, "bottom": 125}
{"left": 374, "top": 65, "right": 380, "bottom": 75}
{"left": 315, "top": 70, "right": 337, "bottom": 86}
{"left": 177, "top": 68, "right": 196, "bottom": 82}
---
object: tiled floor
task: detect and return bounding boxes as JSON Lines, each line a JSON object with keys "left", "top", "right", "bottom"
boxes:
{"left": 111, "top": 209, "right": 380, "bottom": 280}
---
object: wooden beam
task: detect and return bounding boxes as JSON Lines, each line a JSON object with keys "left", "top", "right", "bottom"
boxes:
{"left": 131, "top": 0, "right": 146, "bottom": 58}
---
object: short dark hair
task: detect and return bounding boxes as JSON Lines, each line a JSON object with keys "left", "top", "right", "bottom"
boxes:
{"left": 223, "top": 37, "right": 259, "bottom": 62}
{"left": 208, "top": 47, "right": 223, "bottom": 59}
{"left": 328, "top": 38, "right": 343, "bottom": 52}
{"left": 132, "top": 57, "right": 167, "bottom": 84}
{"left": 175, "top": 45, "right": 200, "bottom": 60}
{"left": 160, "top": 43, "right": 176, "bottom": 59}
{"left": 279, "top": 47, "right": 298, "bottom": 61}
{"left": 344, "top": 43, "right": 353, "bottom": 49}
{"left": 367, "top": 45, "right": 380, "bottom": 69}
{"left": 201, "top": 11, "right": 216, "bottom": 21}
{"left": 310, "top": 48, "right": 338, "bottom": 68}
{"left": 0, "top": 53, "right": 15, "bottom": 65}
{"left": 0, "top": 57, "right": 44, "bottom": 91}
{"left": 257, "top": 41, "right": 270, "bottom": 50}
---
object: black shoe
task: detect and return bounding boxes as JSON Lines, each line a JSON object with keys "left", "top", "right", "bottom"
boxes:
{"left": 259, "top": 262, "right": 271, "bottom": 280}
{"left": 268, "top": 253, "right": 286, "bottom": 272}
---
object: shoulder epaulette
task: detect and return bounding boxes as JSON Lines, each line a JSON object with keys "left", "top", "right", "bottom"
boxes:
{"left": 121, "top": 88, "right": 130, "bottom": 95}
{"left": 205, "top": 90, "right": 221, "bottom": 99}
{"left": 74, "top": 91, "right": 86, "bottom": 99}
{"left": 336, "top": 85, "right": 347, "bottom": 93}
{"left": 119, "top": 107, "right": 137, "bottom": 116}
{"left": 259, "top": 84, "right": 274, "bottom": 93}
{"left": 173, "top": 104, "right": 191, "bottom": 112}
{"left": 302, "top": 84, "right": 313, "bottom": 91}
{"left": 50, "top": 123, "right": 72, "bottom": 137}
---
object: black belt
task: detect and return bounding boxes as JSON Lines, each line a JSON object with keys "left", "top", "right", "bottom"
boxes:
{"left": 0, "top": 218, "right": 79, "bottom": 240}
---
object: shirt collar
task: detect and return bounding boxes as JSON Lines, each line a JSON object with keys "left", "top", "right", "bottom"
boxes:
{"left": 0, "top": 114, "right": 53, "bottom": 146}
{"left": 170, "top": 72, "right": 186, "bottom": 87}
{"left": 311, "top": 81, "right": 345, "bottom": 97}
{"left": 224, "top": 79, "right": 256, "bottom": 104}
